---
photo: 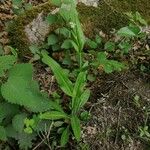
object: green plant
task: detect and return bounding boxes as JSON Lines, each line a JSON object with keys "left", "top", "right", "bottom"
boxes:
{"left": 40, "top": 50, "right": 90, "bottom": 145}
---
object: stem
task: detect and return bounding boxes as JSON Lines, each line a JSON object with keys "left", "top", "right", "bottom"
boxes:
{"left": 79, "top": 51, "right": 82, "bottom": 69}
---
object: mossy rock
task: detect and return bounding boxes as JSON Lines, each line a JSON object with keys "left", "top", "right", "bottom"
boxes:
{"left": 8, "top": 0, "right": 150, "bottom": 56}
{"left": 105, "top": 0, "right": 150, "bottom": 22}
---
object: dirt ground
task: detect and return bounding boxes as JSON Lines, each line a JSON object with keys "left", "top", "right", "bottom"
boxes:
{"left": 81, "top": 70, "right": 150, "bottom": 150}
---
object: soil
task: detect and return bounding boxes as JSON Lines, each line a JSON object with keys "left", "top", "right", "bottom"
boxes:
{"left": 82, "top": 71, "right": 150, "bottom": 150}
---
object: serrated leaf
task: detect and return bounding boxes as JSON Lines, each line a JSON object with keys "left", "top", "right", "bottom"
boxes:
{"left": 71, "top": 116, "right": 81, "bottom": 141}
{"left": 0, "top": 102, "right": 19, "bottom": 123}
{"left": 61, "top": 126, "right": 70, "bottom": 146}
{"left": 12, "top": 113, "right": 27, "bottom": 133}
{"left": 0, "top": 55, "right": 16, "bottom": 77}
{"left": 0, "top": 126, "right": 7, "bottom": 141}
{"left": 39, "top": 111, "right": 68, "bottom": 120}
{"left": 1, "top": 64, "right": 60, "bottom": 112}
{"left": 42, "top": 51, "right": 73, "bottom": 96}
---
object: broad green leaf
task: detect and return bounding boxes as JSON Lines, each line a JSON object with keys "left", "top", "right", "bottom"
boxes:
{"left": 12, "top": 113, "right": 27, "bottom": 133}
{"left": 0, "top": 55, "right": 16, "bottom": 77}
{"left": 46, "top": 14, "right": 57, "bottom": 25}
{"left": 48, "top": 34, "right": 58, "bottom": 46}
{"left": 71, "top": 116, "right": 81, "bottom": 141}
{"left": 52, "top": 44, "right": 60, "bottom": 51}
{"left": 29, "top": 45, "right": 40, "bottom": 54}
{"left": 60, "top": 126, "right": 70, "bottom": 146}
{"left": 0, "top": 126, "right": 7, "bottom": 141}
{"left": 55, "top": 27, "right": 70, "bottom": 38}
{"left": 1, "top": 64, "right": 61, "bottom": 112}
{"left": 117, "top": 26, "right": 136, "bottom": 37}
{"left": 61, "top": 39, "right": 73, "bottom": 49}
{"left": 42, "top": 51, "right": 73, "bottom": 96}
{"left": 96, "top": 52, "right": 125, "bottom": 73}
{"left": 39, "top": 111, "right": 68, "bottom": 120}
{"left": 86, "top": 39, "right": 98, "bottom": 49}
{"left": 79, "top": 89, "right": 90, "bottom": 108}
{"left": 95, "top": 35, "right": 102, "bottom": 44}
{"left": 118, "top": 42, "right": 132, "bottom": 54}
{"left": 97, "top": 52, "right": 107, "bottom": 63}
{"left": 0, "top": 102, "right": 19, "bottom": 123}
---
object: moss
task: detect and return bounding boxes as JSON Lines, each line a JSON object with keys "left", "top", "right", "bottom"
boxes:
{"left": 8, "top": 2, "right": 55, "bottom": 56}
{"left": 9, "top": 0, "right": 150, "bottom": 56}
{"left": 78, "top": 1, "right": 128, "bottom": 37}
{"left": 105, "top": 0, "right": 150, "bottom": 22}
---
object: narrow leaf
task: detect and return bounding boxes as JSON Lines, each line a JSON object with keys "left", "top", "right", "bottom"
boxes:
{"left": 79, "top": 89, "right": 90, "bottom": 108}
{"left": 42, "top": 51, "right": 73, "bottom": 96}
{"left": 71, "top": 115, "right": 81, "bottom": 141}
{"left": 39, "top": 111, "right": 68, "bottom": 120}
{"left": 60, "top": 126, "right": 70, "bottom": 146}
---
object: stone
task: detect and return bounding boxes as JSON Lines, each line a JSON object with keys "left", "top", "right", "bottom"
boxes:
{"left": 78, "top": 0, "right": 99, "bottom": 7}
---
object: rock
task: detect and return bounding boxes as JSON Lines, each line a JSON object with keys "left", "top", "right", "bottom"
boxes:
{"left": 8, "top": 0, "right": 150, "bottom": 56}
{"left": 78, "top": 0, "right": 99, "bottom": 7}
{"left": 24, "top": 12, "right": 50, "bottom": 45}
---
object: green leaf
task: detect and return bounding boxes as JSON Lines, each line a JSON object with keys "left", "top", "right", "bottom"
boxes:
{"left": 0, "top": 102, "right": 19, "bottom": 123}
{"left": 104, "top": 41, "right": 115, "bottom": 52}
{"left": 12, "top": 113, "right": 27, "bottom": 133}
{"left": 61, "top": 39, "right": 73, "bottom": 49}
{"left": 42, "top": 51, "right": 73, "bottom": 96}
{"left": 71, "top": 40, "right": 79, "bottom": 52}
{"left": 0, "top": 126, "right": 7, "bottom": 141}
{"left": 97, "top": 52, "right": 107, "bottom": 63}
{"left": 79, "top": 89, "right": 90, "bottom": 108}
{"left": 46, "top": 14, "right": 57, "bottom": 25}
{"left": 52, "top": 44, "right": 60, "bottom": 51}
{"left": 95, "top": 35, "right": 102, "bottom": 44}
{"left": 117, "top": 26, "right": 136, "bottom": 37}
{"left": 71, "top": 116, "right": 81, "bottom": 141}
{"left": 29, "top": 45, "right": 40, "bottom": 54}
{"left": 118, "top": 42, "right": 132, "bottom": 54}
{"left": 60, "top": 126, "right": 70, "bottom": 146}
{"left": 0, "top": 55, "right": 16, "bottom": 77}
{"left": 48, "top": 34, "right": 58, "bottom": 46}
{"left": 135, "top": 11, "right": 147, "bottom": 26}
{"left": 86, "top": 39, "right": 98, "bottom": 49}
{"left": 1, "top": 64, "right": 60, "bottom": 112}
{"left": 96, "top": 52, "right": 125, "bottom": 73}
{"left": 51, "top": 0, "right": 61, "bottom": 6}
{"left": 55, "top": 27, "right": 70, "bottom": 38}
{"left": 72, "top": 70, "right": 87, "bottom": 111}
{"left": 39, "top": 111, "right": 68, "bottom": 120}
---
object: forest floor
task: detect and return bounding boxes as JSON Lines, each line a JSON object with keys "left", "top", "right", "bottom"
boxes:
{"left": 0, "top": 0, "right": 150, "bottom": 150}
